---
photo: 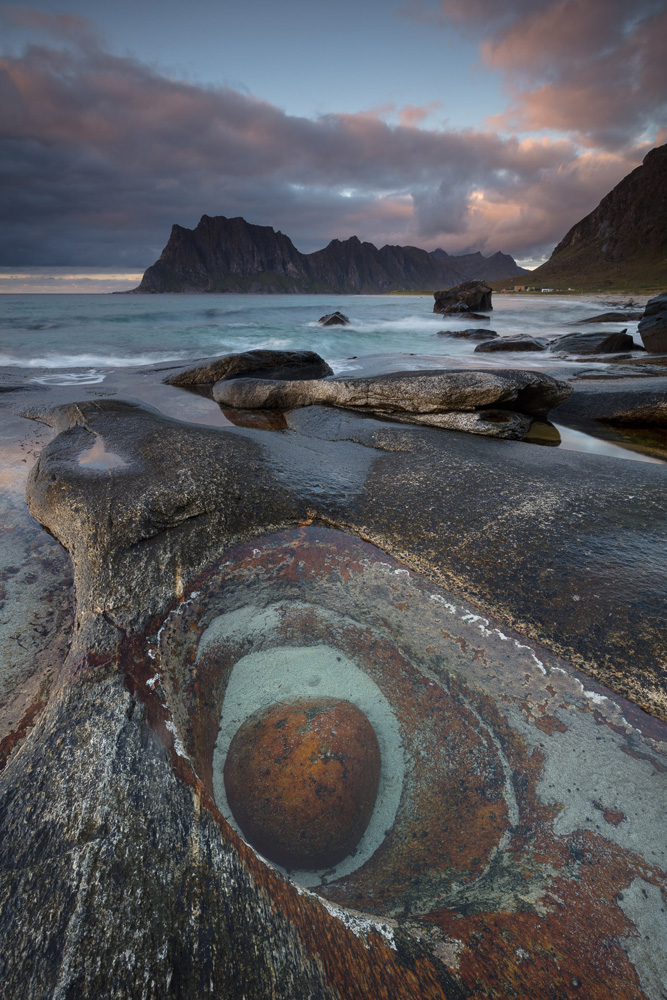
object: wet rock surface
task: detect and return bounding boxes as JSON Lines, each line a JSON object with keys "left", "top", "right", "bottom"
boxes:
{"left": 474, "top": 337, "right": 546, "bottom": 352}
{"left": 578, "top": 311, "right": 643, "bottom": 323}
{"left": 1, "top": 374, "right": 666, "bottom": 999}
{"left": 549, "top": 330, "right": 636, "bottom": 354}
{"left": 318, "top": 311, "right": 350, "bottom": 326}
{"left": 211, "top": 368, "right": 571, "bottom": 439}
{"left": 436, "top": 328, "right": 498, "bottom": 340}
{"left": 433, "top": 280, "right": 493, "bottom": 314}
{"left": 165, "top": 348, "right": 333, "bottom": 386}
{"left": 553, "top": 377, "right": 667, "bottom": 428}
{"left": 638, "top": 293, "right": 667, "bottom": 353}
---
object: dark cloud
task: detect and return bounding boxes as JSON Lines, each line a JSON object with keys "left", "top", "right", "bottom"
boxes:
{"left": 0, "top": 11, "right": 659, "bottom": 266}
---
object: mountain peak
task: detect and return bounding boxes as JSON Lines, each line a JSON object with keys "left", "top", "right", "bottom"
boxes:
{"left": 133, "top": 218, "right": 525, "bottom": 293}
{"left": 531, "top": 141, "right": 667, "bottom": 289}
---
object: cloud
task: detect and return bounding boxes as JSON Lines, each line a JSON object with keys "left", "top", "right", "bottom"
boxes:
{"left": 0, "top": 10, "right": 658, "bottom": 266}
{"left": 419, "top": 0, "right": 667, "bottom": 148}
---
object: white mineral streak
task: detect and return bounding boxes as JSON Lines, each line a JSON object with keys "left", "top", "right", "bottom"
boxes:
{"left": 148, "top": 589, "right": 202, "bottom": 664}
{"left": 429, "top": 593, "right": 458, "bottom": 613}
{"left": 430, "top": 596, "right": 548, "bottom": 673}
{"left": 288, "top": 881, "right": 396, "bottom": 948}
{"left": 319, "top": 899, "right": 397, "bottom": 950}
{"left": 164, "top": 720, "right": 189, "bottom": 760}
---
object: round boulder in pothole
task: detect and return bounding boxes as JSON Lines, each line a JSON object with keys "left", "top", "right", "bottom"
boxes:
{"left": 224, "top": 696, "right": 381, "bottom": 870}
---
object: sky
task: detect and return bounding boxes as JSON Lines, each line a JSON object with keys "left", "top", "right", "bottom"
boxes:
{"left": 0, "top": 0, "right": 666, "bottom": 291}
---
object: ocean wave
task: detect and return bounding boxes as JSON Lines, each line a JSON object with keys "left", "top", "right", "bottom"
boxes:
{"left": 306, "top": 315, "right": 449, "bottom": 334}
{"left": 0, "top": 351, "right": 193, "bottom": 368}
{"left": 30, "top": 369, "right": 107, "bottom": 385}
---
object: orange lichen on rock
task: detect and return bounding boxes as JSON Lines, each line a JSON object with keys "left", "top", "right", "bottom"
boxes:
{"left": 224, "top": 696, "right": 381, "bottom": 869}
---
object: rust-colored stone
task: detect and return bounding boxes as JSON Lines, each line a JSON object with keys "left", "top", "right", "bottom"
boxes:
{"left": 224, "top": 697, "right": 381, "bottom": 869}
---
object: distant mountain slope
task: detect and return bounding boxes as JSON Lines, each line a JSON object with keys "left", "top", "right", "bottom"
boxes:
{"left": 430, "top": 248, "right": 527, "bottom": 282}
{"left": 132, "top": 216, "right": 525, "bottom": 293}
{"left": 530, "top": 143, "right": 667, "bottom": 290}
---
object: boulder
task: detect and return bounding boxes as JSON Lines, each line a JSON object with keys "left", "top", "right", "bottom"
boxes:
{"left": 548, "top": 330, "right": 635, "bottom": 355}
{"left": 318, "top": 311, "right": 350, "bottom": 326}
{"left": 475, "top": 338, "right": 546, "bottom": 353}
{"left": 437, "top": 329, "right": 498, "bottom": 340}
{"left": 433, "top": 280, "right": 493, "bottom": 314}
{"left": 578, "top": 311, "right": 643, "bottom": 323}
{"left": 165, "top": 350, "right": 333, "bottom": 387}
{"left": 212, "top": 368, "right": 572, "bottom": 436}
{"left": 638, "top": 293, "right": 667, "bottom": 353}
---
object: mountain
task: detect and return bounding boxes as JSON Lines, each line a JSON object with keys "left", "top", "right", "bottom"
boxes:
{"left": 530, "top": 143, "right": 667, "bottom": 290}
{"left": 430, "top": 248, "right": 528, "bottom": 282}
{"left": 131, "top": 215, "right": 525, "bottom": 293}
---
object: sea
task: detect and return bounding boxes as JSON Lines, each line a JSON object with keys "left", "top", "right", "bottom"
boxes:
{"left": 0, "top": 291, "right": 646, "bottom": 382}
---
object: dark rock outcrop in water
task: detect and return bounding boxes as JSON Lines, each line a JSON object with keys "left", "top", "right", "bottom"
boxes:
{"left": 474, "top": 337, "right": 546, "bottom": 353}
{"left": 436, "top": 328, "right": 498, "bottom": 340}
{"left": 318, "top": 311, "right": 350, "bottom": 326}
{"left": 549, "top": 330, "right": 636, "bottom": 355}
{"left": 638, "top": 292, "right": 667, "bottom": 353}
{"left": 132, "top": 215, "right": 525, "bottom": 293}
{"left": 165, "top": 349, "right": 333, "bottom": 387}
{"left": 433, "top": 280, "right": 493, "bottom": 314}
{"left": 530, "top": 142, "right": 667, "bottom": 289}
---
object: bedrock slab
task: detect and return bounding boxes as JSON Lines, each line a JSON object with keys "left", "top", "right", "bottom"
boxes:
{"left": 0, "top": 518, "right": 665, "bottom": 999}
{"left": 1, "top": 397, "right": 665, "bottom": 998}
{"left": 18, "top": 397, "right": 667, "bottom": 717}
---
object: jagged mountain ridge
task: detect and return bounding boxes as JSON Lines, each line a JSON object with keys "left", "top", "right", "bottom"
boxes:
{"left": 132, "top": 215, "right": 526, "bottom": 293}
{"left": 430, "top": 247, "right": 525, "bottom": 282}
{"left": 530, "top": 142, "right": 667, "bottom": 289}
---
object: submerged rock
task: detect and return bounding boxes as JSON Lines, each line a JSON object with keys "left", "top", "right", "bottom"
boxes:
{"left": 165, "top": 349, "right": 333, "bottom": 386}
{"left": 638, "top": 293, "right": 667, "bottom": 353}
{"left": 475, "top": 338, "right": 546, "bottom": 353}
{"left": 578, "top": 311, "right": 643, "bottom": 323}
{"left": 318, "top": 311, "right": 350, "bottom": 326}
{"left": 224, "top": 697, "right": 381, "bottom": 870}
{"left": 549, "top": 330, "right": 635, "bottom": 355}
{"left": 437, "top": 328, "right": 498, "bottom": 340}
{"left": 433, "top": 280, "right": 493, "bottom": 314}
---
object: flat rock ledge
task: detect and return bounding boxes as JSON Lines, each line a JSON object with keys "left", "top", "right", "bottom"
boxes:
{"left": 212, "top": 369, "right": 571, "bottom": 440}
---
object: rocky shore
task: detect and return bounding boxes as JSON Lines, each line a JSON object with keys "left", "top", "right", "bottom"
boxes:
{"left": 0, "top": 296, "right": 666, "bottom": 998}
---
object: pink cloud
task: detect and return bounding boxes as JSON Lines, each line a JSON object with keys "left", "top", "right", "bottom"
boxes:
{"left": 426, "top": 0, "right": 667, "bottom": 148}
{"left": 398, "top": 101, "right": 443, "bottom": 127}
